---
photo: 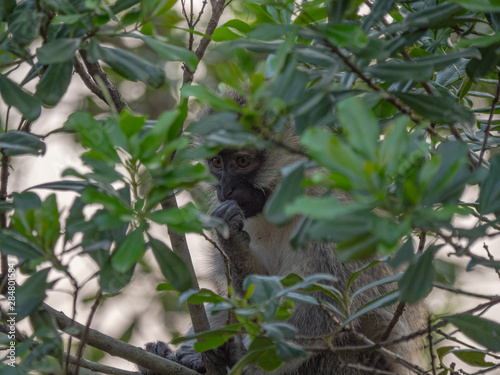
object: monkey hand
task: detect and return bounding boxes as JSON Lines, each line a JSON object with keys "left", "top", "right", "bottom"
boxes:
{"left": 139, "top": 341, "right": 206, "bottom": 374}
{"left": 212, "top": 200, "right": 250, "bottom": 247}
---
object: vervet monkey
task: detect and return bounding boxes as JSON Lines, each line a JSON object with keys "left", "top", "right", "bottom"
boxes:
{"left": 141, "top": 93, "right": 424, "bottom": 375}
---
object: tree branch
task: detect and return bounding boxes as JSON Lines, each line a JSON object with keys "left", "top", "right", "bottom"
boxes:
{"left": 41, "top": 304, "right": 199, "bottom": 375}
{"left": 74, "top": 292, "right": 103, "bottom": 375}
{"left": 183, "top": 0, "right": 228, "bottom": 83}
{"left": 0, "top": 321, "right": 139, "bottom": 375}
{"left": 478, "top": 70, "right": 500, "bottom": 166}
{"left": 78, "top": 50, "right": 128, "bottom": 113}
{"left": 74, "top": 56, "right": 108, "bottom": 104}
{"left": 161, "top": 198, "right": 226, "bottom": 375}
{"left": 0, "top": 152, "right": 10, "bottom": 283}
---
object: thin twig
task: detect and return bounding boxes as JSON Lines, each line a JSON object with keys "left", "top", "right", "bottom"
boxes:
{"left": 324, "top": 42, "right": 439, "bottom": 137}
{"left": 434, "top": 329, "right": 500, "bottom": 361}
{"left": 73, "top": 56, "right": 108, "bottom": 104}
{"left": 483, "top": 243, "right": 500, "bottom": 279}
{"left": 370, "top": 302, "right": 407, "bottom": 368}
{"left": 478, "top": 70, "right": 500, "bottom": 166}
{"left": 433, "top": 282, "right": 499, "bottom": 300}
{"left": 42, "top": 304, "right": 199, "bottom": 375}
{"left": 340, "top": 361, "right": 396, "bottom": 374}
{"left": 78, "top": 50, "right": 128, "bottom": 112}
{"left": 170, "top": 2, "right": 231, "bottom": 374}
{"left": 0, "top": 152, "right": 10, "bottom": 281}
{"left": 162, "top": 198, "right": 226, "bottom": 375}
{"left": 183, "top": 0, "right": 228, "bottom": 83}
{"left": 428, "top": 316, "right": 437, "bottom": 375}
{"left": 193, "top": 0, "right": 209, "bottom": 28}
{"left": 0, "top": 322, "right": 138, "bottom": 375}
{"left": 74, "top": 292, "right": 103, "bottom": 375}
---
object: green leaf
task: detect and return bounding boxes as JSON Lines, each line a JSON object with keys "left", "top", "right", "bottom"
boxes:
{"left": 294, "top": 7, "right": 328, "bottom": 25}
{"left": 450, "top": 0, "right": 500, "bottom": 12}
{"left": 193, "top": 332, "right": 235, "bottom": 353}
{"left": 285, "top": 196, "right": 366, "bottom": 221}
{"left": 99, "top": 258, "right": 135, "bottom": 294}
{"left": 387, "top": 239, "right": 415, "bottom": 268}
{"left": 180, "top": 85, "right": 241, "bottom": 111}
{"left": 149, "top": 236, "right": 192, "bottom": 292}
{"left": 229, "top": 338, "right": 280, "bottom": 375}
{"left": 86, "top": 43, "right": 165, "bottom": 88}
{"left": 249, "top": 338, "right": 282, "bottom": 371}
{"left": 111, "top": 227, "right": 145, "bottom": 273}
{"left": 366, "top": 61, "right": 434, "bottom": 83}
{"left": 156, "top": 163, "right": 211, "bottom": 189}
{"left": 29, "top": 180, "right": 90, "bottom": 193}
{"left": 363, "top": 0, "right": 395, "bottom": 30}
{"left": 351, "top": 273, "right": 402, "bottom": 300}
{"left": 398, "top": 248, "right": 436, "bottom": 304}
{"left": 51, "top": 14, "right": 85, "bottom": 24}
{"left": 337, "top": 96, "right": 378, "bottom": 160}
{"left": 378, "top": 116, "right": 411, "bottom": 176}
{"left": 213, "top": 20, "right": 251, "bottom": 42}
{"left": 0, "top": 229, "right": 45, "bottom": 260}
{"left": 29, "top": 309, "right": 63, "bottom": 361}
{"left": 404, "top": 3, "right": 462, "bottom": 28}
{"left": 39, "top": 194, "right": 61, "bottom": 251}
{"left": 119, "top": 109, "right": 146, "bottom": 138}
{"left": 265, "top": 161, "right": 305, "bottom": 225}
{"left": 36, "top": 61, "right": 73, "bottom": 106}
{"left": 337, "top": 233, "right": 378, "bottom": 261}
{"left": 466, "top": 47, "right": 500, "bottom": 82}
{"left": 36, "top": 38, "right": 81, "bottom": 64}
{"left": 111, "top": 0, "right": 140, "bottom": 14}
{"left": 247, "top": 24, "right": 293, "bottom": 40}
{"left": 7, "top": 0, "right": 42, "bottom": 45}
{"left": 437, "top": 346, "right": 455, "bottom": 365}
{"left": 0, "top": 0, "right": 15, "bottom": 21}
{"left": 323, "top": 24, "right": 368, "bottom": 48}
{"left": 0, "top": 74, "right": 41, "bottom": 121}
{"left": 451, "top": 349, "right": 495, "bottom": 367}
{"left": 394, "top": 92, "right": 476, "bottom": 126}
{"left": 343, "top": 290, "right": 399, "bottom": 327}
{"left": 301, "top": 127, "right": 365, "bottom": 185}
{"left": 64, "top": 111, "right": 120, "bottom": 163}
{"left": 81, "top": 188, "right": 130, "bottom": 216}
{"left": 419, "top": 142, "right": 470, "bottom": 205}
{"left": 138, "top": 36, "right": 198, "bottom": 71}
{"left": 456, "top": 32, "right": 500, "bottom": 48}
{"left": 479, "top": 156, "right": 500, "bottom": 214}
{"left": 414, "top": 48, "right": 480, "bottom": 70}
{"left": 243, "top": 275, "right": 283, "bottom": 304}
{"left": 149, "top": 203, "right": 203, "bottom": 234}
{"left": 0, "top": 131, "right": 45, "bottom": 156}
{"left": 16, "top": 268, "right": 52, "bottom": 320}
{"left": 445, "top": 314, "right": 500, "bottom": 352}
{"left": 213, "top": 19, "right": 251, "bottom": 42}
{"left": 0, "top": 201, "right": 14, "bottom": 213}
{"left": 276, "top": 341, "right": 307, "bottom": 362}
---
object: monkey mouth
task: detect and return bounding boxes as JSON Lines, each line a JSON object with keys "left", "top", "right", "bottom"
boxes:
{"left": 238, "top": 200, "right": 265, "bottom": 218}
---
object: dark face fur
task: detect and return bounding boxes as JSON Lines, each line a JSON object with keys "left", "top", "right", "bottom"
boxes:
{"left": 208, "top": 149, "right": 268, "bottom": 218}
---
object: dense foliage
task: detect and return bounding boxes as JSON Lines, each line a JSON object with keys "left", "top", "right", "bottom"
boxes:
{"left": 0, "top": 0, "right": 500, "bottom": 374}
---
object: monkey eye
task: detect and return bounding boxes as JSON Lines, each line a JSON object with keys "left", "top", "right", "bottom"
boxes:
{"left": 211, "top": 156, "right": 223, "bottom": 169}
{"left": 235, "top": 155, "right": 252, "bottom": 168}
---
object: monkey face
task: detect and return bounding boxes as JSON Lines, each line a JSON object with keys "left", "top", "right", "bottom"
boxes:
{"left": 208, "top": 149, "right": 268, "bottom": 218}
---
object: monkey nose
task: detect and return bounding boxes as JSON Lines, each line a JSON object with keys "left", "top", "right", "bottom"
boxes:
{"left": 222, "top": 186, "right": 234, "bottom": 199}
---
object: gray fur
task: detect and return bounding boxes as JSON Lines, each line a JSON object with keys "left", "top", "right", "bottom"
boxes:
{"left": 141, "top": 92, "right": 425, "bottom": 374}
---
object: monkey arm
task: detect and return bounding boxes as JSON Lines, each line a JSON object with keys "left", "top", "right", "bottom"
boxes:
{"left": 212, "top": 200, "right": 268, "bottom": 296}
